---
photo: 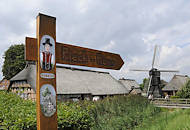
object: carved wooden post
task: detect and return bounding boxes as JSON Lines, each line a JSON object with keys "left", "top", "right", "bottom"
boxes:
{"left": 36, "top": 13, "right": 57, "bottom": 130}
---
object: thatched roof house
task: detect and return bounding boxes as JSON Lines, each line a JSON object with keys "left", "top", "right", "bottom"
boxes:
{"left": 8, "top": 64, "right": 129, "bottom": 101}
{"left": 162, "top": 75, "right": 190, "bottom": 96}
{"left": 119, "top": 78, "right": 142, "bottom": 95}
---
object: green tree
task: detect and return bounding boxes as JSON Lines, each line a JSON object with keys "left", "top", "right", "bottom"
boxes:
{"left": 177, "top": 80, "right": 190, "bottom": 98}
{"left": 2, "top": 44, "right": 26, "bottom": 79}
{"left": 140, "top": 78, "right": 149, "bottom": 91}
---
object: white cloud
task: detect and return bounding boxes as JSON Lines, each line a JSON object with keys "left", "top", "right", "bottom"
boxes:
{"left": 0, "top": 0, "right": 190, "bottom": 84}
{"left": 101, "top": 40, "right": 115, "bottom": 51}
{"left": 77, "top": 0, "right": 91, "bottom": 13}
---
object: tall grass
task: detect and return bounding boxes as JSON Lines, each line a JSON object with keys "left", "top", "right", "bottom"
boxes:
{"left": 91, "top": 95, "right": 161, "bottom": 130}
{"left": 135, "top": 108, "right": 190, "bottom": 130}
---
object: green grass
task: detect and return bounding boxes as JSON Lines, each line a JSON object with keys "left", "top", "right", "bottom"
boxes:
{"left": 135, "top": 108, "right": 190, "bottom": 130}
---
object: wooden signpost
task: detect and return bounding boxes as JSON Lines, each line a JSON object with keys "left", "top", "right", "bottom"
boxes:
{"left": 25, "top": 13, "right": 124, "bottom": 130}
{"left": 26, "top": 38, "right": 124, "bottom": 70}
{"left": 36, "top": 14, "right": 57, "bottom": 130}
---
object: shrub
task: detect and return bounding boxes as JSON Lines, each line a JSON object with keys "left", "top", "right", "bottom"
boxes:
{"left": 0, "top": 91, "right": 36, "bottom": 129}
{"left": 0, "top": 91, "right": 95, "bottom": 130}
{"left": 177, "top": 80, "right": 190, "bottom": 98}
{"left": 57, "top": 101, "right": 95, "bottom": 129}
{"left": 170, "top": 95, "right": 180, "bottom": 99}
{"left": 0, "top": 91, "right": 160, "bottom": 130}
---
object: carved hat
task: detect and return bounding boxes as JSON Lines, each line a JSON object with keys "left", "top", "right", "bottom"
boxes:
{"left": 43, "top": 38, "right": 52, "bottom": 46}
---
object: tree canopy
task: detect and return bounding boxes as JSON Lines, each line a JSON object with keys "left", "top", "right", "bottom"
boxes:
{"left": 2, "top": 44, "right": 26, "bottom": 79}
{"left": 177, "top": 80, "right": 190, "bottom": 98}
{"left": 140, "top": 78, "right": 149, "bottom": 91}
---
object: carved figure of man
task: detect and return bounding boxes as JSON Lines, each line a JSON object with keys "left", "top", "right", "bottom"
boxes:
{"left": 41, "top": 38, "right": 54, "bottom": 71}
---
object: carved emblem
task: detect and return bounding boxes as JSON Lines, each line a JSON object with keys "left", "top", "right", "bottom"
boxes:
{"left": 40, "top": 84, "right": 56, "bottom": 117}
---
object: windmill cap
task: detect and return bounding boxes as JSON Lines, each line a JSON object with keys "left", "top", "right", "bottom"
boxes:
{"left": 43, "top": 38, "right": 52, "bottom": 46}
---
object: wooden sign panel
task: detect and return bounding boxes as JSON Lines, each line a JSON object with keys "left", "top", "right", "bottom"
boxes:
{"left": 36, "top": 13, "right": 57, "bottom": 130}
{"left": 26, "top": 38, "right": 124, "bottom": 70}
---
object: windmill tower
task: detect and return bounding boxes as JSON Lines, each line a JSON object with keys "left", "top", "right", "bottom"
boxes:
{"left": 130, "top": 45, "right": 179, "bottom": 98}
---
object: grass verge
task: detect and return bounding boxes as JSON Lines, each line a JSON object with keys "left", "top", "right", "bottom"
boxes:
{"left": 135, "top": 108, "right": 190, "bottom": 130}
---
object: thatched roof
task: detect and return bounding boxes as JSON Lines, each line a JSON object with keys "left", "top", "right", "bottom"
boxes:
{"left": 10, "top": 64, "right": 36, "bottom": 91}
{"left": 118, "top": 78, "right": 142, "bottom": 94}
{"left": 162, "top": 75, "right": 190, "bottom": 91}
{"left": 9, "top": 64, "right": 129, "bottom": 95}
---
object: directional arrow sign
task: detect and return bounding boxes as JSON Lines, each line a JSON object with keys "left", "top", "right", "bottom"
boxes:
{"left": 26, "top": 37, "right": 124, "bottom": 70}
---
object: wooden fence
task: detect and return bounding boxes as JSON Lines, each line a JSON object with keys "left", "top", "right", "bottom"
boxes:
{"left": 152, "top": 98, "right": 190, "bottom": 109}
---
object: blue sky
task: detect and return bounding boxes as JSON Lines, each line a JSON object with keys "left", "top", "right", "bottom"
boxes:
{"left": 0, "top": 0, "right": 190, "bottom": 83}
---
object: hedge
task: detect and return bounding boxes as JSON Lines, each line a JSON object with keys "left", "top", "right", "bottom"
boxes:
{"left": 0, "top": 91, "right": 94, "bottom": 130}
{"left": 0, "top": 91, "right": 160, "bottom": 130}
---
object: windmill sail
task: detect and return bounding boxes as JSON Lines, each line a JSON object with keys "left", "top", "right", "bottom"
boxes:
{"left": 152, "top": 45, "right": 157, "bottom": 68}
{"left": 130, "top": 45, "right": 179, "bottom": 98}
{"left": 159, "top": 70, "right": 179, "bottom": 72}
{"left": 129, "top": 69, "right": 149, "bottom": 72}
{"left": 147, "top": 75, "right": 152, "bottom": 96}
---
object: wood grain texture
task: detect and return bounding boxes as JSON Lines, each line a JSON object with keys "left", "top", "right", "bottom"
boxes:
{"left": 26, "top": 38, "right": 124, "bottom": 70}
{"left": 25, "top": 37, "right": 37, "bottom": 61}
{"left": 36, "top": 13, "right": 57, "bottom": 130}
